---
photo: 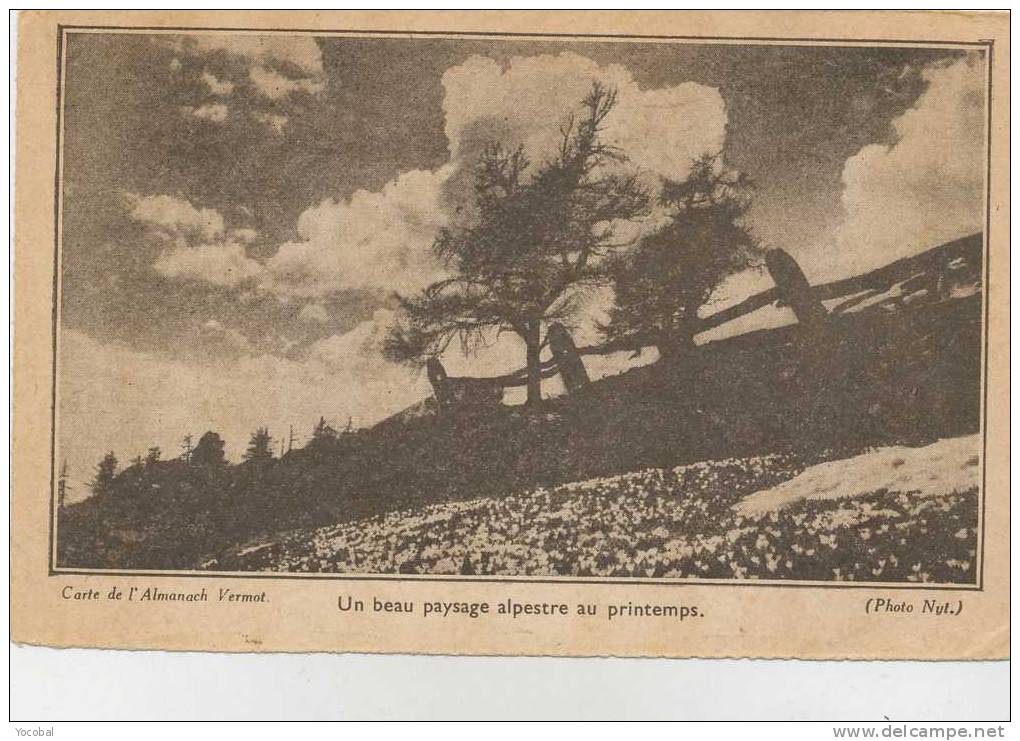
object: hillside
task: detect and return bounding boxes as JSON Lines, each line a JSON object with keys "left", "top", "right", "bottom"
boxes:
{"left": 207, "top": 437, "right": 979, "bottom": 583}
{"left": 56, "top": 286, "right": 982, "bottom": 573}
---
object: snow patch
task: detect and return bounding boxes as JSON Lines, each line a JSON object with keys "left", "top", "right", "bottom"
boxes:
{"left": 735, "top": 435, "right": 981, "bottom": 517}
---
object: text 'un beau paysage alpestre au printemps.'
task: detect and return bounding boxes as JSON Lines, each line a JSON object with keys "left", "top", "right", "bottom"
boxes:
{"left": 341, "top": 596, "right": 702, "bottom": 621}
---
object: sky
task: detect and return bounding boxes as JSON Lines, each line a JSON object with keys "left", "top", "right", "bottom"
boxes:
{"left": 56, "top": 32, "right": 987, "bottom": 498}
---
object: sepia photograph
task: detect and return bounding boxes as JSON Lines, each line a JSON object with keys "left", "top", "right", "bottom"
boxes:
{"left": 48, "top": 27, "right": 991, "bottom": 586}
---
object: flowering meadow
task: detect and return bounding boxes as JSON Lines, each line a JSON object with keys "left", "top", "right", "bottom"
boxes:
{"left": 213, "top": 437, "right": 979, "bottom": 584}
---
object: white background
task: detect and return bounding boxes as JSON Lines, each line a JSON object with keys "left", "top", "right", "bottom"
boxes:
{"left": 9, "top": 646, "right": 1011, "bottom": 720}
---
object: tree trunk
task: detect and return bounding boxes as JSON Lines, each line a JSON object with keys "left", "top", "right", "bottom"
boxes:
{"left": 525, "top": 323, "right": 543, "bottom": 406}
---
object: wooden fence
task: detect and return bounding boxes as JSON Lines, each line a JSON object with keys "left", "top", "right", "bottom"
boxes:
{"left": 426, "top": 233, "right": 983, "bottom": 411}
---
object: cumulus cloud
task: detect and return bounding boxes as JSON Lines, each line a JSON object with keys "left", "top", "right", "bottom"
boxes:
{"left": 309, "top": 309, "right": 395, "bottom": 369}
{"left": 261, "top": 53, "right": 727, "bottom": 302}
{"left": 263, "top": 167, "right": 453, "bottom": 297}
{"left": 172, "top": 34, "right": 324, "bottom": 103}
{"left": 187, "top": 34, "right": 323, "bottom": 76}
{"left": 164, "top": 35, "right": 321, "bottom": 140}
{"left": 249, "top": 65, "right": 323, "bottom": 99}
{"left": 127, "top": 193, "right": 225, "bottom": 240}
{"left": 442, "top": 53, "right": 726, "bottom": 182}
{"left": 828, "top": 55, "right": 985, "bottom": 282}
{"left": 189, "top": 102, "right": 229, "bottom": 123}
{"left": 127, "top": 194, "right": 264, "bottom": 289}
{"left": 154, "top": 240, "right": 263, "bottom": 287}
{"left": 201, "top": 70, "right": 234, "bottom": 96}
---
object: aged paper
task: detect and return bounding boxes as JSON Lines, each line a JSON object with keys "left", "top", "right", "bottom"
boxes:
{"left": 12, "top": 10, "right": 1009, "bottom": 658}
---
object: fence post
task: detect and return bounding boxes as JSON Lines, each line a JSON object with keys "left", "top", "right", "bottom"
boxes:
{"left": 426, "top": 357, "right": 450, "bottom": 409}
{"left": 765, "top": 248, "right": 828, "bottom": 327}
{"left": 547, "top": 322, "right": 590, "bottom": 393}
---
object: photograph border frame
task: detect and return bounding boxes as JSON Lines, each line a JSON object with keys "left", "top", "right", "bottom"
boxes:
{"left": 47, "top": 23, "right": 996, "bottom": 594}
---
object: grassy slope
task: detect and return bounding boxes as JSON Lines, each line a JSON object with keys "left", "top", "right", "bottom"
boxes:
{"left": 57, "top": 294, "right": 982, "bottom": 572}
{"left": 208, "top": 450, "right": 978, "bottom": 583}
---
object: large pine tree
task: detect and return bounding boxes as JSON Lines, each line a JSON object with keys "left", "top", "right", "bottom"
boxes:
{"left": 385, "top": 83, "right": 649, "bottom": 404}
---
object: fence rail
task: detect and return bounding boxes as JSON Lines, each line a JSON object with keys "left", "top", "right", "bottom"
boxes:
{"left": 426, "top": 233, "right": 983, "bottom": 407}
